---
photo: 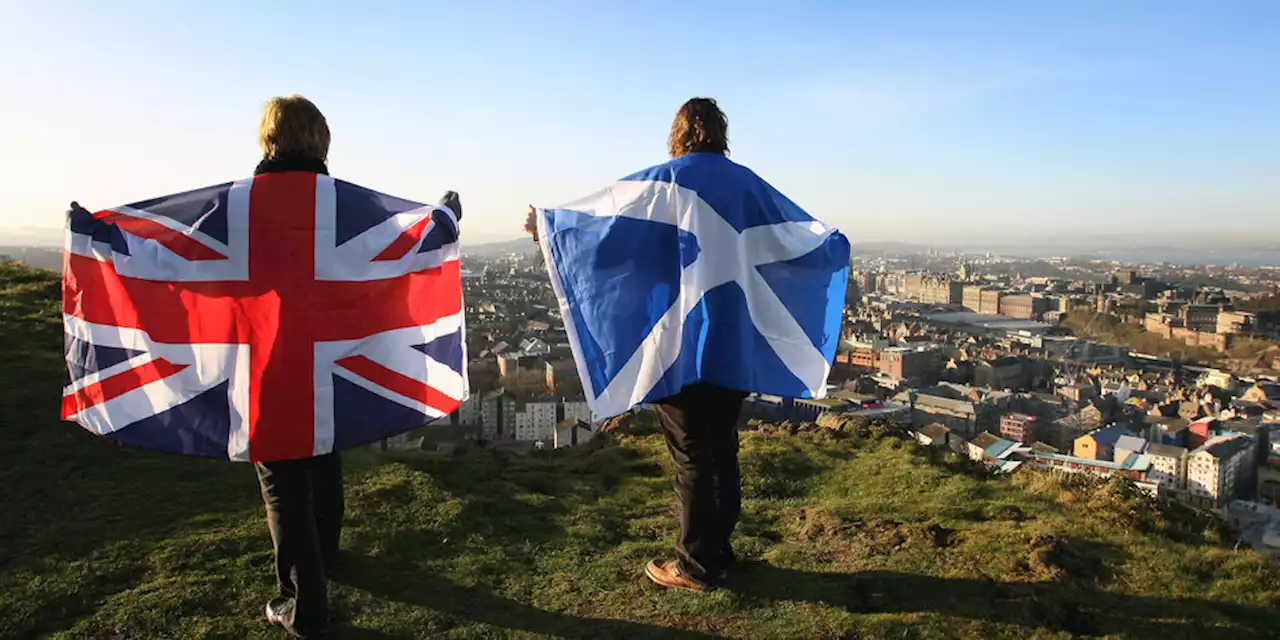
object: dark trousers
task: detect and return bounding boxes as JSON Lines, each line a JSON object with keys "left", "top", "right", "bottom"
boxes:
{"left": 254, "top": 452, "right": 344, "bottom": 635}
{"left": 654, "top": 383, "right": 748, "bottom": 583}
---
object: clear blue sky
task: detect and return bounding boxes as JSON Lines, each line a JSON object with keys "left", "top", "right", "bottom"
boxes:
{"left": 1, "top": 0, "right": 1277, "bottom": 244}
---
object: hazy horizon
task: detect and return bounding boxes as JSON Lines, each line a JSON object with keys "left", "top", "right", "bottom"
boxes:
{"left": 7, "top": 223, "right": 1280, "bottom": 254}
{"left": 2, "top": 2, "right": 1278, "bottom": 243}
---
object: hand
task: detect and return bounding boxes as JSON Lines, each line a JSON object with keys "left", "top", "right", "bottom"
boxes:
{"left": 524, "top": 205, "right": 539, "bottom": 243}
{"left": 438, "top": 191, "right": 462, "bottom": 221}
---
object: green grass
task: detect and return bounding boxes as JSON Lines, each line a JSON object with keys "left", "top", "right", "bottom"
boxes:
{"left": 4, "top": 261, "right": 1280, "bottom": 639}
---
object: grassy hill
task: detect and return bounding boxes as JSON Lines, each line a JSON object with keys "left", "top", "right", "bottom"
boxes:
{"left": 2, "top": 260, "right": 1279, "bottom": 639}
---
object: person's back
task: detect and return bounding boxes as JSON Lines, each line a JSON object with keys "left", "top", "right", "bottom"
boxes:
{"left": 527, "top": 97, "right": 846, "bottom": 590}
{"left": 253, "top": 96, "right": 463, "bottom": 637}
{"left": 526, "top": 98, "right": 755, "bottom": 591}
{"left": 252, "top": 95, "right": 346, "bottom": 639}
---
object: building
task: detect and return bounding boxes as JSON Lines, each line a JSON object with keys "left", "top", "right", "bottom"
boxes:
{"left": 1058, "top": 382, "right": 1096, "bottom": 403}
{"left": 879, "top": 344, "right": 945, "bottom": 384}
{"left": 1218, "top": 310, "right": 1258, "bottom": 335}
{"left": 843, "top": 335, "right": 888, "bottom": 370}
{"left": 1032, "top": 451, "right": 1154, "bottom": 483}
{"left": 962, "top": 285, "right": 1004, "bottom": 315}
{"left": 962, "top": 286, "right": 984, "bottom": 313}
{"left": 545, "top": 359, "right": 579, "bottom": 394}
{"left": 967, "top": 432, "right": 1003, "bottom": 462}
{"left": 1073, "top": 424, "right": 1133, "bottom": 462}
{"left": 974, "top": 357, "right": 1028, "bottom": 391}
{"left": 1181, "top": 304, "right": 1221, "bottom": 332}
{"left": 914, "top": 423, "right": 952, "bottom": 448}
{"left": 452, "top": 395, "right": 482, "bottom": 427}
{"left": 519, "top": 337, "right": 551, "bottom": 356}
{"left": 1188, "top": 418, "right": 1217, "bottom": 450}
{"left": 792, "top": 398, "right": 851, "bottom": 421}
{"left": 1187, "top": 435, "right": 1254, "bottom": 506}
{"left": 1000, "top": 413, "right": 1038, "bottom": 443}
{"left": 851, "top": 346, "right": 878, "bottom": 369}
{"left": 481, "top": 391, "right": 516, "bottom": 441}
{"left": 855, "top": 271, "right": 878, "bottom": 296}
{"left": 1114, "top": 435, "right": 1149, "bottom": 464}
{"left": 498, "top": 353, "right": 539, "bottom": 388}
{"left": 1259, "top": 458, "right": 1280, "bottom": 506}
{"left": 1000, "top": 294, "right": 1048, "bottom": 320}
{"left": 1199, "top": 369, "right": 1240, "bottom": 392}
{"left": 515, "top": 398, "right": 559, "bottom": 442}
{"left": 553, "top": 419, "right": 595, "bottom": 449}
{"left": 1145, "top": 443, "right": 1189, "bottom": 491}
{"left": 904, "top": 273, "right": 962, "bottom": 305}
{"left": 1142, "top": 416, "right": 1189, "bottom": 446}
{"left": 562, "top": 398, "right": 594, "bottom": 425}
{"left": 982, "top": 437, "right": 1030, "bottom": 473}
{"left": 1242, "top": 383, "right": 1280, "bottom": 408}
{"left": 895, "top": 383, "right": 1012, "bottom": 438}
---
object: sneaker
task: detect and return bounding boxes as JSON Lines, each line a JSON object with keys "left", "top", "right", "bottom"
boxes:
{"left": 644, "top": 559, "right": 714, "bottom": 593}
{"left": 265, "top": 598, "right": 298, "bottom": 637}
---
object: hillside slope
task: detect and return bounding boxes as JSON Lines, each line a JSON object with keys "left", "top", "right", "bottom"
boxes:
{"left": 2, "top": 261, "right": 1278, "bottom": 639}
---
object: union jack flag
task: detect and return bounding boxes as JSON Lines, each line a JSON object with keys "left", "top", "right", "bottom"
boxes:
{"left": 61, "top": 173, "right": 467, "bottom": 462}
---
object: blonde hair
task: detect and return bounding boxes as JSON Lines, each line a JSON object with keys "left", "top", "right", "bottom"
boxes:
{"left": 259, "top": 95, "right": 330, "bottom": 161}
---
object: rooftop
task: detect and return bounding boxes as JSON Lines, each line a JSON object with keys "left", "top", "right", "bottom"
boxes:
{"left": 919, "top": 311, "right": 1052, "bottom": 335}
{"left": 919, "top": 424, "right": 952, "bottom": 438}
{"left": 1114, "top": 435, "right": 1148, "bottom": 453}
{"left": 971, "top": 432, "right": 1003, "bottom": 450}
{"left": 1086, "top": 424, "right": 1134, "bottom": 448}
{"left": 984, "top": 439, "right": 1018, "bottom": 459}
{"left": 1146, "top": 443, "right": 1189, "bottom": 459}
{"left": 798, "top": 398, "right": 851, "bottom": 408}
{"left": 1195, "top": 435, "right": 1254, "bottom": 459}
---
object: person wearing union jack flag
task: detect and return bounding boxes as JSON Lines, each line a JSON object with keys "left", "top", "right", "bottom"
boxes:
{"left": 248, "top": 95, "right": 347, "bottom": 639}
{"left": 68, "top": 95, "right": 463, "bottom": 638}
{"left": 244, "top": 96, "right": 461, "bottom": 638}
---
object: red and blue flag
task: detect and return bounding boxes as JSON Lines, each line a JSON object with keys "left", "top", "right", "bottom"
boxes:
{"left": 61, "top": 173, "right": 466, "bottom": 461}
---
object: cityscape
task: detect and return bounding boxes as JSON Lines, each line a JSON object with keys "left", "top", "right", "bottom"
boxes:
{"left": 328, "top": 239, "right": 1280, "bottom": 558}
{"left": 9, "top": 236, "right": 1278, "bottom": 546}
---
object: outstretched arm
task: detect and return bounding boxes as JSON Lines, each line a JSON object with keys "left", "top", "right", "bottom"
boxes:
{"left": 523, "top": 205, "right": 538, "bottom": 243}
{"left": 439, "top": 191, "right": 462, "bottom": 222}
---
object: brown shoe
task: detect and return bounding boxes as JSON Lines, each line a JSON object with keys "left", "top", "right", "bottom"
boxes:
{"left": 644, "top": 559, "right": 713, "bottom": 592}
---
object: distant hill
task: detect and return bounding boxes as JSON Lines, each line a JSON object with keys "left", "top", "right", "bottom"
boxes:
{"left": 0, "top": 238, "right": 540, "bottom": 271}
{"left": 0, "top": 246, "right": 61, "bottom": 272}
{"left": 1, "top": 261, "right": 1278, "bottom": 638}
{"left": 465, "top": 236, "right": 540, "bottom": 258}
{"left": 0, "top": 227, "right": 62, "bottom": 247}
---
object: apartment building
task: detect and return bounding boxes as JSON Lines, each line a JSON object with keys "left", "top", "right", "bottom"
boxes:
{"left": 1187, "top": 435, "right": 1254, "bottom": 506}
{"left": 480, "top": 392, "right": 516, "bottom": 441}
{"left": 1145, "top": 443, "right": 1188, "bottom": 491}
{"left": 999, "top": 413, "right": 1037, "bottom": 443}
{"left": 515, "top": 399, "right": 559, "bottom": 442}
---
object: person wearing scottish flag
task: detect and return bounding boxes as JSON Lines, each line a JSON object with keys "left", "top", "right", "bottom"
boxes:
{"left": 524, "top": 98, "right": 850, "bottom": 592}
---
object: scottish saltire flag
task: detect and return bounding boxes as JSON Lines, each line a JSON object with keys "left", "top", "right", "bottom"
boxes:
{"left": 61, "top": 174, "right": 467, "bottom": 461}
{"left": 536, "top": 153, "right": 850, "bottom": 418}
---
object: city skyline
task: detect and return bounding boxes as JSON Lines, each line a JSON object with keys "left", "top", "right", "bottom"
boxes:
{"left": 1, "top": 1, "right": 1278, "bottom": 242}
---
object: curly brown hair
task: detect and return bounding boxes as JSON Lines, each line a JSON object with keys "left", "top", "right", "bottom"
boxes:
{"left": 667, "top": 97, "right": 729, "bottom": 158}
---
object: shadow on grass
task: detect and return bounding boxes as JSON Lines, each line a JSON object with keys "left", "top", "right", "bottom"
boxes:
{"left": 339, "top": 552, "right": 721, "bottom": 639}
{"left": 733, "top": 560, "right": 1280, "bottom": 639}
